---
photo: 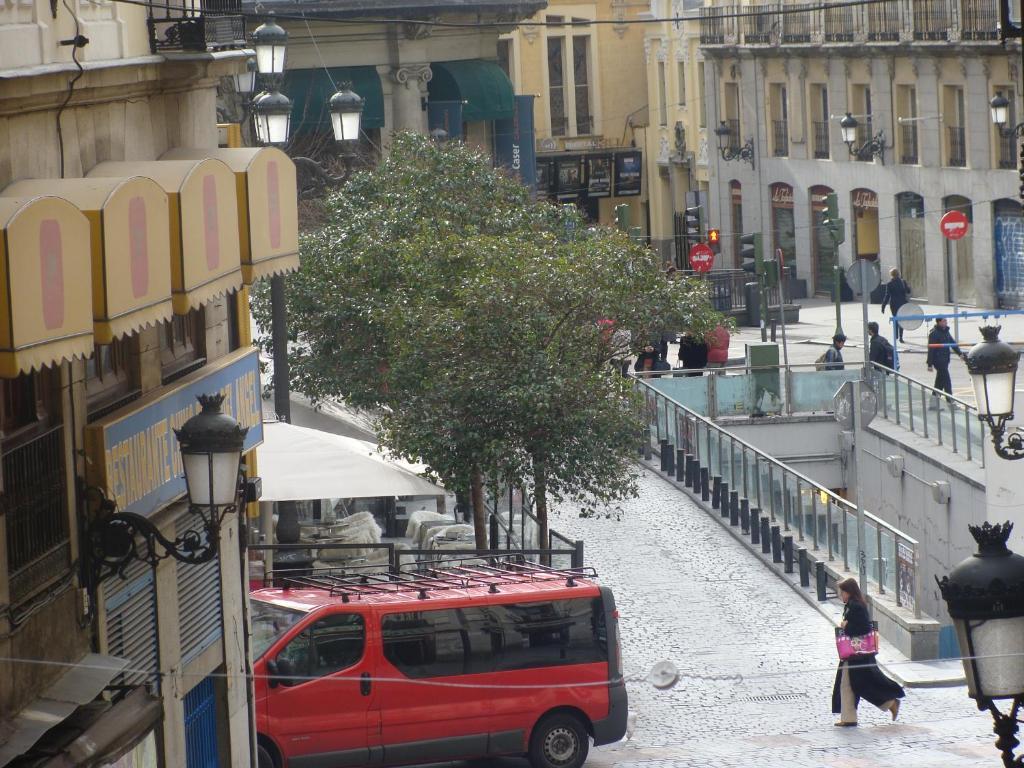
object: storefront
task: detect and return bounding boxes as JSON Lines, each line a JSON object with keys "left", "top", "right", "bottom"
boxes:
{"left": 896, "top": 192, "right": 926, "bottom": 300}
{"left": 536, "top": 149, "right": 642, "bottom": 223}
{"left": 809, "top": 185, "right": 836, "bottom": 295}
{"left": 994, "top": 198, "right": 1024, "bottom": 308}
{"left": 851, "top": 187, "right": 879, "bottom": 260}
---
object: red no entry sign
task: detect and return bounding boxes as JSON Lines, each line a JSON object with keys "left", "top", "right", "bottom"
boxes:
{"left": 689, "top": 243, "right": 715, "bottom": 273}
{"left": 940, "top": 210, "right": 969, "bottom": 241}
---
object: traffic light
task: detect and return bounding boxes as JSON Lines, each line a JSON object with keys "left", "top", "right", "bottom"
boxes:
{"left": 822, "top": 192, "right": 846, "bottom": 246}
{"left": 707, "top": 228, "right": 721, "bottom": 252}
{"left": 740, "top": 232, "right": 763, "bottom": 274}
{"left": 684, "top": 206, "right": 703, "bottom": 242}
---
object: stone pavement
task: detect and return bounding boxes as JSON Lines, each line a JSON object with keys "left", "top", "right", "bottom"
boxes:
{"left": 545, "top": 467, "right": 996, "bottom": 768}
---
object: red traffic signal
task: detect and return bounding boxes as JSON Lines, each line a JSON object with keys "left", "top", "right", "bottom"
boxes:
{"left": 707, "top": 228, "right": 720, "bottom": 245}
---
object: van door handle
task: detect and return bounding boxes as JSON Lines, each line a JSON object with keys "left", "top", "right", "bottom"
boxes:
{"left": 360, "top": 672, "right": 371, "bottom": 696}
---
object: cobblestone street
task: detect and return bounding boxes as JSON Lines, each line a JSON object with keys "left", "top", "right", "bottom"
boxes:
{"left": 543, "top": 466, "right": 997, "bottom": 768}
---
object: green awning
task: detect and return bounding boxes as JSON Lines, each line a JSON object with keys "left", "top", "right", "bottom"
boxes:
{"left": 282, "top": 66, "right": 385, "bottom": 133}
{"left": 428, "top": 60, "right": 514, "bottom": 122}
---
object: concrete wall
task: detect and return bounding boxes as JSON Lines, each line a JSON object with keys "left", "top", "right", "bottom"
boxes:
{"left": 720, "top": 415, "right": 844, "bottom": 489}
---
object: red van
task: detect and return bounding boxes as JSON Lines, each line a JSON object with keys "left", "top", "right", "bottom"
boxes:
{"left": 250, "top": 562, "right": 627, "bottom": 768}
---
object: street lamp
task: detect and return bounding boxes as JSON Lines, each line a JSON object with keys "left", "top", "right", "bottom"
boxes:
{"left": 713, "top": 121, "right": 755, "bottom": 169}
{"left": 839, "top": 112, "right": 886, "bottom": 163}
{"left": 252, "top": 90, "right": 293, "bottom": 145}
{"left": 252, "top": 16, "right": 287, "bottom": 76}
{"left": 937, "top": 521, "right": 1024, "bottom": 765}
{"left": 328, "top": 83, "right": 364, "bottom": 143}
{"left": 86, "top": 394, "right": 249, "bottom": 586}
{"left": 965, "top": 325, "right": 1024, "bottom": 460}
{"left": 990, "top": 95, "right": 1024, "bottom": 138}
{"left": 233, "top": 57, "right": 258, "bottom": 98}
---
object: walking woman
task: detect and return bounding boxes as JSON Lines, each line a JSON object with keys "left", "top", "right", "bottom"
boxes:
{"left": 832, "top": 577, "right": 905, "bottom": 726}
{"left": 881, "top": 268, "right": 911, "bottom": 342}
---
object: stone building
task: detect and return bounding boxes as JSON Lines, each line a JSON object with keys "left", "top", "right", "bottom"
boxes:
{"left": 698, "top": 0, "right": 1020, "bottom": 306}
{"left": 0, "top": 1, "right": 294, "bottom": 765}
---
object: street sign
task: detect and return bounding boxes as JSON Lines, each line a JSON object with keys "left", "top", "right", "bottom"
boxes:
{"left": 895, "top": 301, "right": 924, "bottom": 331}
{"left": 845, "top": 260, "right": 880, "bottom": 295}
{"left": 834, "top": 380, "right": 877, "bottom": 430}
{"left": 939, "top": 209, "right": 969, "bottom": 240}
{"left": 689, "top": 242, "right": 715, "bottom": 273}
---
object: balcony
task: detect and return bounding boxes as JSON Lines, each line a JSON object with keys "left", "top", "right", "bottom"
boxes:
{"left": 2, "top": 426, "right": 70, "bottom": 606}
{"left": 823, "top": 3, "right": 855, "bottom": 42}
{"left": 866, "top": 0, "right": 901, "bottom": 40}
{"left": 854, "top": 122, "right": 874, "bottom": 161}
{"left": 810, "top": 121, "right": 829, "bottom": 158}
{"left": 725, "top": 118, "right": 740, "bottom": 152}
{"left": 147, "top": 0, "right": 245, "bottom": 53}
{"left": 998, "top": 133, "right": 1016, "bottom": 170}
{"left": 960, "top": 0, "right": 998, "bottom": 40}
{"left": 900, "top": 123, "right": 919, "bottom": 164}
{"left": 947, "top": 125, "right": 966, "bottom": 167}
{"left": 913, "top": 0, "right": 950, "bottom": 40}
{"left": 699, "top": 5, "right": 734, "bottom": 44}
{"left": 772, "top": 119, "right": 789, "bottom": 157}
{"left": 742, "top": 5, "right": 775, "bottom": 44}
{"left": 781, "top": 10, "right": 812, "bottom": 43}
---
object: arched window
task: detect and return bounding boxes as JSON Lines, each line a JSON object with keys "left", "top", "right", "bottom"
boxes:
{"left": 994, "top": 198, "right": 1024, "bottom": 307}
{"left": 896, "top": 192, "right": 925, "bottom": 300}
{"left": 943, "top": 195, "right": 973, "bottom": 304}
{"left": 769, "top": 182, "right": 795, "bottom": 269}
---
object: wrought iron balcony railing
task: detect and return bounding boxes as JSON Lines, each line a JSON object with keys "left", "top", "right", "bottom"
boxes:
{"left": 148, "top": 0, "right": 245, "bottom": 53}
{"left": 812, "top": 121, "right": 830, "bottom": 158}
{"left": 947, "top": 125, "right": 966, "bottom": 167}
{"left": 772, "top": 119, "right": 789, "bottom": 157}
{"left": 900, "top": 123, "right": 919, "bottom": 165}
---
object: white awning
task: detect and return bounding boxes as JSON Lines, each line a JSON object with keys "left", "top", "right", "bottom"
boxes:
{"left": 258, "top": 422, "right": 443, "bottom": 501}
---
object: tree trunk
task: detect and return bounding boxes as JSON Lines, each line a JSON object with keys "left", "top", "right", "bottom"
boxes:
{"left": 470, "top": 470, "right": 488, "bottom": 550}
{"left": 532, "top": 456, "right": 549, "bottom": 566}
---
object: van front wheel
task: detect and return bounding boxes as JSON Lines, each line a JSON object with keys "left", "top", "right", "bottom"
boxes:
{"left": 529, "top": 713, "right": 589, "bottom": 768}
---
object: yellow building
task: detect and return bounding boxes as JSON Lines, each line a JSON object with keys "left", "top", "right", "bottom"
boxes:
{"left": 640, "top": 4, "right": 712, "bottom": 265}
{"left": 500, "top": 2, "right": 649, "bottom": 228}
{"left": 0, "top": 2, "right": 295, "bottom": 765}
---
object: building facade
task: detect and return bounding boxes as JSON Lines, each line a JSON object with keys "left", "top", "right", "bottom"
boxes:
{"left": 499, "top": 1, "right": 650, "bottom": 227}
{"left": 698, "top": 0, "right": 1020, "bottom": 306}
{"left": 0, "top": 2, "right": 296, "bottom": 765}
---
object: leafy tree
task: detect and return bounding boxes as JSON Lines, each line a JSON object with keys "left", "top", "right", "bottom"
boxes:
{"left": 253, "top": 133, "right": 723, "bottom": 548}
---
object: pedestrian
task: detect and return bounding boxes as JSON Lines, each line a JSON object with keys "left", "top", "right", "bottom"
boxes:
{"left": 926, "top": 318, "right": 964, "bottom": 400}
{"left": 832, "top": 577, "right": 905, "bottom": 726}
{"left": 817, "top": 334, "right": 846, "bottom": 371}
{"left": 677, "top": 333, "right": 709, "bottom": 376}
{"left": 881, "top": 268, "right": 911, "bottom": 342}
{"left": 633, "top": 343, "right": 661, "bottom": 375}
{"left": 867, "top": 322, "right": 894, "bottom": 371}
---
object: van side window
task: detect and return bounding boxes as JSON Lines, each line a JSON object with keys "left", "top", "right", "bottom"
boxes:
{"left": 381, "top": 598, "right": 606, "bottom": 679}
{"left": 276, "top": 613, "right": 365, "bottom": 682}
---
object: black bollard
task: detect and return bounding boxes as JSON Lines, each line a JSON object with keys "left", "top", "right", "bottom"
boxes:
{"left": 684, "top": 455, "right": 694, "bottom": 486}
{"left": 783, "top": 535, "right": 794, "bottom": 573}
{"left": 798, "top": 547, "right": 810, "bottom": 587}
{"left": 676, "top": 449, "right": 686, "bottom": 482}
{"left": 664, "top": 443, "right": 675, "bottom": 475}
{"left": 729, "top": 491, "right": 739, "bottom": 526}
{"left": 771, "top": 525, "right": 783, "bottom": 563}
{"left": 691, "top": 458, "right": 702, "bottom": 492}
{"left": 700, "top": 468, "right": 710, "bottom": 501}
{"left": 712, "top": 477, "right": 722, "bottom": 509}
{"left": 750, "top": 509, "right": 761, "bottom": 544}
{"left": 660, "top": 440, "right": 669, "bottom": 471}
{"left": 815, "top": 561, "right": 827, "bottom": 601}
{"left": 740, "top": 499, "right": 750, "bottom": 533}
{"left": 760, "top": 518, "right": 771, "bottom": 553}
{"left": 718, "top": 483, "right": 730, "bottom": 517}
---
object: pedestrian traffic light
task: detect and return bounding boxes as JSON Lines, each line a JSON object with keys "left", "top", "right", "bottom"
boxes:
{"left": 740, "top": 232, "right": 763, "bottom": 274}
{"left": 707, "top": 228, "right": 720, "bottom": 251}
{"left": 822, "top": 192, "right": 846, "bottom": 246}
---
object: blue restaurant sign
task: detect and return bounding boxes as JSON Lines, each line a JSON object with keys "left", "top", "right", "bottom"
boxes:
{"left": 85, "top": 349, "right": 263, "bottom": 517}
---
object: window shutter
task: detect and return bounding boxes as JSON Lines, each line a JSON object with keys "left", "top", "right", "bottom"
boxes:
{"left": 105, "top": 558, "right": 159, "bottom": 691}
{"left": 176, "top": 510, "right": 223, "bottom": 665}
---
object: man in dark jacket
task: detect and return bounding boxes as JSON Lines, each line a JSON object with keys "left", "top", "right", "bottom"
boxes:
{"left": 881, "top": 268, "right": 910, "bottom": 342}
{"left": 926, "top": 318, "right": 963, "bottom": 397}
{"left": 867, "top": 322, "right": 894, "bottom": 370}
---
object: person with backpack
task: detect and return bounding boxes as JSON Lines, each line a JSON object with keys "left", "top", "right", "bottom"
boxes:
{"left": 881, "top": 268, "right": 911, "bottom": 342}
{"left": 867, "top": 322, "right": 894, "bottom": 371}
{"left": 817, "top": 334, "right": 846, "bottom": 371}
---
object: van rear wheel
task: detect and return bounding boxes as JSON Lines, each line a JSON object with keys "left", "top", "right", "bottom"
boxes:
{"left": 529, "top": 713, "right": 589, "bottom": 768}
{"left": 256, "top": 744, "right": 275, "bottom": 768}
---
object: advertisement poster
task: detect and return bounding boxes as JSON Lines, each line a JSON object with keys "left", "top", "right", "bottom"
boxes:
{"left": 897, "top": 542, "right": 916, "bottom": 613}
{"left": 614, "top": 151, "right": 642, "bottom": 196}
{"left": 556, "top": 157, "right": 583, "bottom": 199}
{"left": 536, "top": 160, "right": 552, "bottom": 196}
{"left": 494, "top": 95, "right": 537, "bottom": 196}
{"left": 587, "top": 155, "right": 612, "bottom": 197}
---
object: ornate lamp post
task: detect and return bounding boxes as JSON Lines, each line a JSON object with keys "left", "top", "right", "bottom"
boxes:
{"left": 87, "top": 394, "right": 248, "bottom": 584}
{"left": 713, "top": 120, "right": 755, "bottom": 169}
{"left": 251, "top": 90, "right": 293, "bottom": 146}
{"left": 839, "top": 112, "right": 886, "bottom": 163}
{"left": 965, "top": 326, "right": 1024, "bottom": 460}
{"left": 937, "top": 521, "right": 1024, "bottom": 766}
{"left": 252, "top": 16, "right": 287, "bottom": 77}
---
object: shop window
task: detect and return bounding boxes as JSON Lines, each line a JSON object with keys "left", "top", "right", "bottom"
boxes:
{"left": 86, "top": 337, "right": 139, "bottom": 421}
{"left": 160, "top": 309, "right": 206, "bottom": 384}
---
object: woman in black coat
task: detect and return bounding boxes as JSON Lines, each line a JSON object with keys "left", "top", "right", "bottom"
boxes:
{"left": 832, "top": 577, "right": 905, "bottom": 726}
{"left": 881, "top": 268, "right": 911, "bottom": 342}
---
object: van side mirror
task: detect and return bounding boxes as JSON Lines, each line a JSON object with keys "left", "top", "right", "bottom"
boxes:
{"left": 266, "top": 657, "right": 297, "bottom": 688}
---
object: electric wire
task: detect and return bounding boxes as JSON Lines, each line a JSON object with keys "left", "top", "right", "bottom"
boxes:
{"left": 55, "top": 0, "right": 85, "bottom": 179}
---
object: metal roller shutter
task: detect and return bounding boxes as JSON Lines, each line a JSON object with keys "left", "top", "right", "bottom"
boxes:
{"left": 105, "top": 558, "right": 159, "bottom": 691}
{"left": 176, "top": 511, "right": 223, "bottom": 665}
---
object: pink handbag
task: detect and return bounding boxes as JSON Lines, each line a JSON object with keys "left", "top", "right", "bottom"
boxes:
{"left": 835, "top": 622, "right": 879, "bottom": 659}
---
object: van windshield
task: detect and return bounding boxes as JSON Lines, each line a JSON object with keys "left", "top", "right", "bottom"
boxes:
{"left": 251, "top": 599, "right": 306, "bottom": 659}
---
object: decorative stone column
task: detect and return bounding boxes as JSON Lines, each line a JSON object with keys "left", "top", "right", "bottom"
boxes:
{"left": 390, "top": 64, "right": 432, "bottom": 135}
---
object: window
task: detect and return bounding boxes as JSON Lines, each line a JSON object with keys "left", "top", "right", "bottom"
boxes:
{"left": 770, "top": 83, "right": 788, "bottom": 157}
{"left": 276, "top": 613, "right": 365, "bottom": 682}
{"left": 811, "top": 84, "right": 829, "bottom": 159}
{"left": 897, "top": 85, "right": 918, "bottom": 165}
{"left": 546, "top": 19, "right": 595, "bottom": 138}
{"left": 723, "top": 82, "right": 741, "bottom": 150}
{"left": 677, "top": 60, "right": 686, "bottom": 105}
{"left": 850, "top": 84, "right": 873, "bottom": 161}
{"left": 942, "top": 86, "right": 966, "bottom": 167}
{"left": 497, "top": 38, "right": 513, "bottom": 81}
{"left": 86, "top": 337, "right": 138, "bottom": 421}
{"left": 227, "top": 292, "right": 241, "bottom": 352}
{"left": 994, "top": 87, "right": 1016, "bottom": 169}
{"left": 160, "top": 309, "right": 206, "bottom": 383}
{"left": 0, "top": 374, "right": 40, "bottom": 438}
{"left": 658, "top": 61, "right": 668, "bottom": 127}
{"left": 697, "top": 62, "right": 706, "bottom": 128}
{"left": 251, "top": 599, "right": 305, "bottom": 659}
{"left": 381, "top": 598, "right": 608, "bottom": 679}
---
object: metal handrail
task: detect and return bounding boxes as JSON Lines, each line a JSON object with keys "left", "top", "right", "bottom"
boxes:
{"left": 635, "top": 375, "right": 922, "bottom": 616}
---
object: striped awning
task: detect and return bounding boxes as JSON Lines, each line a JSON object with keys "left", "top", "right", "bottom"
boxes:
{"left": 4, "top": 177, "right": 174, "bottom": 344}
{"left": 0, "top": 196, "right": 93, "bottom": 377}
{"left": 162, "top": 147, "right": 299, "bottom": 284}
{"left": 88, "top": 159, "right": 243, "bottom": 314}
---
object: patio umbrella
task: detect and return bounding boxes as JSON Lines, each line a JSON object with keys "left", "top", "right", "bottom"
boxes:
{"left": 257, "top": 421, "right": 443, "bottom": 501}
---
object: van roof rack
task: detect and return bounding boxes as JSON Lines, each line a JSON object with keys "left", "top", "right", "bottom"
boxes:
{"left": 263, "top": 556, "right": 597, "bottom": 601}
